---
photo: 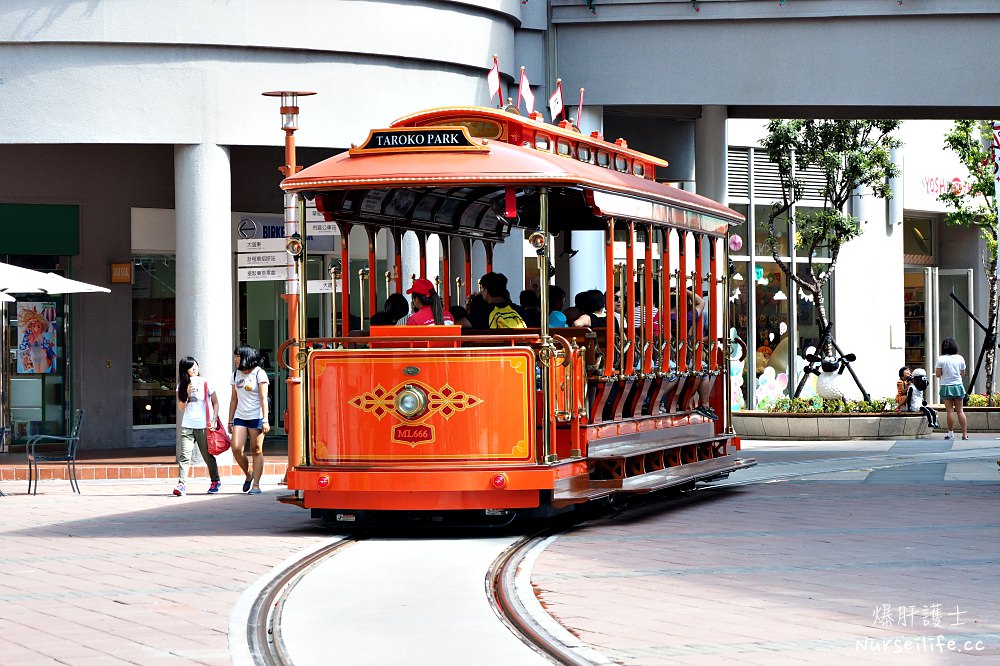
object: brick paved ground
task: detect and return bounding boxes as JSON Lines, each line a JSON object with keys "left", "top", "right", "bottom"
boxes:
{"left": 532, "top": 467, "right": 1000, "bottom": 665}
{"left": 0, "top": 478, "right": 325, "bottom": 666}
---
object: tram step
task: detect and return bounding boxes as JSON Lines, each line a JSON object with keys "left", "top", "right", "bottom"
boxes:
{"left": 551, "top": 484, "right": 618, "bottom": 503}
{"left": 588, "top": 434, "right": 734, "bottom": 460}
{"left": 618, "top": 455, "right": 756, "bottom": 493}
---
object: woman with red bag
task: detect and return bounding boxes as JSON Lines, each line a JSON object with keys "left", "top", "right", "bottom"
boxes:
{"left": 174, "top": 356, "right": 222, "bottom": 496}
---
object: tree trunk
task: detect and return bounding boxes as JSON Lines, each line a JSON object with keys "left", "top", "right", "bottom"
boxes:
{"left": 986, "top": 272, "right": 998, "bottom": 406}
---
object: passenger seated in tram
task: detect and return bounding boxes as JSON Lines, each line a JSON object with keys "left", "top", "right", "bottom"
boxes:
{"left": 519, "top": 289, "right": 542, "bottom": 327}
{"left": 449, "top": 305, "right": 472, "bottom": 328}
{"left": 548, "top": 285, "right": 568, "bottom": 328}
{"left": 634, "top": 280, "right": 660, "bottom": 336}
{"left": 572, "top": 288, "right": 612, "bottom": 328}
{"left": 384, "top": 293, "right": 410, "bottom": 325}
{"left": 466, "top": 292, "right": 490, "bottom": 328}
{"left": 478, "top": 272, "right": 527, "bottom": 329}
{"left": 405, "top": 278, "right": 454, "bottom": 325}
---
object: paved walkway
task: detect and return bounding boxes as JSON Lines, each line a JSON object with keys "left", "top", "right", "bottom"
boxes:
{"left": 0, "top": 476, "right": 324, "bottom": 666}
{"left": 1, "top": 437, "right": 997, "bottom": 665}
{"left": 530, "top": 438, "right": 1000, "bottom": 665}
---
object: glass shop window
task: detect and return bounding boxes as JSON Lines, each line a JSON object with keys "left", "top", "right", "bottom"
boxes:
{"left": 132, "top": 256, "right": 176, "bottom": 426}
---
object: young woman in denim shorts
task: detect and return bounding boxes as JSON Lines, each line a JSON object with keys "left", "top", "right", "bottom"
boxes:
{"left": 228, "top": 345, "right": 270, "bottom": 494}
{"left": 935, "top": 337, "right": 968, "bottom": 440}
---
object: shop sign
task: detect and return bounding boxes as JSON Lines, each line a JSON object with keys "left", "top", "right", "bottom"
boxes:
{"left": 237, "top": 238, "right": 287, "bottom": 253}
{"left": 237, "top": 251, "right": 287, "bottom": 268}
{"left": 306, "top": 222, "right": 339, "bottom": 236}
{"left": 109, "top": 262, "right": 133, "bottom": 284}
{"left": 923, "top": 176, "right": 972, "bottom": 196}
{"left": 307, "top": 279, "right": 342, "bottom": 294}
{"left": 237, "top": 267, "right": 285, "bottom": 282}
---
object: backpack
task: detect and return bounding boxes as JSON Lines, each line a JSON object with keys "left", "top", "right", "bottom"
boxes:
{"left": 489, "top": 304, "right": 527, "bottom": 329}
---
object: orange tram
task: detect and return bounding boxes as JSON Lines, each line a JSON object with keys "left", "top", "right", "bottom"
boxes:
{"left": 276, "top": 105, "right": 756, "bottom": 525}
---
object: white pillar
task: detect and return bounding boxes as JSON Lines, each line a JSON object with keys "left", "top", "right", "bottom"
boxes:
{"left": 401, "top": 230, "right": 420, "bottom": 292}
{"left": 569, "top": 230, "right": 606, "bottom": 302}
{"left": 578, "top": 104, "right": 604, "bottom": 138}
{"left": 492, "top": 229, "right": 525, "bottom": 298}
{"left": 174, "top": 144, "right": 233, "bottom": 447}
{"left": 695, "top": 105, "right": 728, "bottom": 205}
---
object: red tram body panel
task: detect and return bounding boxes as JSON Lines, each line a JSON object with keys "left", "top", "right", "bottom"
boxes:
{"left": 276, "top": 105, "right": 755, "bottom": 521}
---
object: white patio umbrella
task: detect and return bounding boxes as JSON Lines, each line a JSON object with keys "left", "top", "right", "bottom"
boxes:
{"left": 0, "top": 261, "right": 110, "bottom": 295}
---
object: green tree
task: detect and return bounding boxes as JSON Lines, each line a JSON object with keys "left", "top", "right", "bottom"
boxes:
{"left": 938, "top": 120, "right": 999, "bottom": 404}
{"left": 762, "top": 119, "right": 902, "bottom": 398}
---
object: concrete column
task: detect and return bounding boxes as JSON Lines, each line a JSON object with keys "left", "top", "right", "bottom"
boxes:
{"left": 835, "top": 185, "right": 902, "bottom": 399}
{"left": 569, "top": 230, "right": 606, "bottom": 303}
{"left": 401, "top": 230, "right": 420, "bottom": 292}
{"left": 578, "top": 104, "right": 604, "bottom": 138}
{"left": 492, "top": 229, "right": 525, "bottom": 299}
{"left": 695, "top": 105, "right": 728, "bottom": 205}
{"left": 174, "top": 143, "right": 233, "bottom": 448}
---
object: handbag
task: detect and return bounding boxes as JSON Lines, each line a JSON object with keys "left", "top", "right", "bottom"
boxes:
{"left": 204, "top": 381, "right": 231, "bottom": 456}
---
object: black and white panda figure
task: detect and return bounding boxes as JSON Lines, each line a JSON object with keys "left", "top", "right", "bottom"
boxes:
{"left": 906, "top": 368, "right": 940, "bottom": 429}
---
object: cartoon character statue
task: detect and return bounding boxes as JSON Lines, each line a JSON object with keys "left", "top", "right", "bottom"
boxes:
{"left": 17, "top": 305, "right": 56, "bottom": 374}
{"left": 804, "top": 351, "right": 856, "bottom": 400}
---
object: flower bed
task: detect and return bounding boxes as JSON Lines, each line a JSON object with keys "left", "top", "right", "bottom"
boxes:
{"left": 732, "top": 411, "right": 932, "bottom": 440}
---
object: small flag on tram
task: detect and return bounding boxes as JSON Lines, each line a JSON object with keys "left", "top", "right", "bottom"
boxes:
{"left": 548, "top": 79, "right": 564, "bottom": 122}
{"left": 487, "top": 55, "right": 502, "bottom": 106}
{"left": 518, "top": 67, "right": 535, "bottom": 115}
{"left": 577, "top": 87, "right": 585, "bottom": 127}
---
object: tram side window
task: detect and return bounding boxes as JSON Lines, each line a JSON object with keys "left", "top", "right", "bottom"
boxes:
{"left": 597, "top": 151, "right": 610, "bottom": 168}
{"left": 578, "top": 145, "right": 593, "bottom": 163}
{"left": 535, "top": 134, "right": 550, "bottom": 151}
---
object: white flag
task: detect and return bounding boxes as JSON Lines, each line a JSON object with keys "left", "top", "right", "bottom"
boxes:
{"left": 487, "top": 58, "right": 501, "bottom": 103}
{"left": 519, "top": 69, "right": 535, "bottom": 115}
{"left": 548, "top": 81, "right": 564, "bottom": 122}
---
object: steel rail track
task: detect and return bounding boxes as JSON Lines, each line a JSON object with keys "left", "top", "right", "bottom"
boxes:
{"left": 487, "top": 532, "right": 594, "bottom": 666}
{"left": 246, "top": 538, "right": 359, "bottom": 666}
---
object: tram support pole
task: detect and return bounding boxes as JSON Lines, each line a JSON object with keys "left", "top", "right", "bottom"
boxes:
{"left": 536, "top": 187, "right": 558, "bottom": 463}
{"left": 263, "top": 90, "right": 315, "bottom": 472}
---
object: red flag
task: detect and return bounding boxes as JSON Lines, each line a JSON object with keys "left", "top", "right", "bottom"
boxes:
{"left": 577, "top": 87, "right": 585, "bottom": 127}
{"left": 548, "top": 79, "right": 564, "bottom": 122}
{"left": 518, "top": 67, "right": 535, "bottom": 115}
{"left": 487, "top": 56, "right": 502, "bottom": 106}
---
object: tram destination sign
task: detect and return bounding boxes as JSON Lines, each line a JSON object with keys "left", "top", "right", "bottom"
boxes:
{"left": 349, "top": 126, "right": 487, "bottom": 155}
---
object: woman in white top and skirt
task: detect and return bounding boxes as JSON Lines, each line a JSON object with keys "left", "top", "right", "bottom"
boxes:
{"left": 935, "top": 337, "right": 968, "bottom": 440}
{"left": 228, "top": 345, "right": 270, "bottom": 494}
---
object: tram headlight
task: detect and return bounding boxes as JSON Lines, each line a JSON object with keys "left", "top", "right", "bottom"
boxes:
{"left": 395, "top": 385, "right": 428, "bottom": 419}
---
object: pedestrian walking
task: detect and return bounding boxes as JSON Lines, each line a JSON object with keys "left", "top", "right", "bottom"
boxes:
{"left": 935, "top": 337, "right": 967, "bottom": 440}
{"left": 228, "top": 345, "right": 270, "bottom": 494}
{"left": 174, "top": 357, "right": 222, "bottom": 496}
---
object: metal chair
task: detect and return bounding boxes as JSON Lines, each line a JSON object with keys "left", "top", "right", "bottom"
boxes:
{"left": 27, "top": 409, "right": 85, "bottom": 495}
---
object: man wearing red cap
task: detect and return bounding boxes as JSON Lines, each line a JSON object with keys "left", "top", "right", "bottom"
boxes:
{"left": 405, "top": 277, "right": 455, "bottom": 326}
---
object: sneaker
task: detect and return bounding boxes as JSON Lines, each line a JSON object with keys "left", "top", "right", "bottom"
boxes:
{"left": 248, "top": 487, "right": 262, "bottom": 495}
{"left": 242, "top": 477, "right": 253, "bottom": 493}
{"left": 944, "top": 433, "right": 954, "bottom": 440}
{"left": 172, "top": 483, "right": 186, "bottom": 496}
{"left": 207, "top": 481, "right": 221, "bottom": 494}
{"left": 962, "top": 434, "right": 970, "bottom": 440}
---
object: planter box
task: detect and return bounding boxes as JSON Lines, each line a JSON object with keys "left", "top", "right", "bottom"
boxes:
{"left": 732, "top": 411, "right": 933, "bottom": 440}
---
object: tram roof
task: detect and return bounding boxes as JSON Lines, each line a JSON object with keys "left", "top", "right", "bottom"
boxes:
{"left": 281, "top": 127, "right": 743, "bottom": 238}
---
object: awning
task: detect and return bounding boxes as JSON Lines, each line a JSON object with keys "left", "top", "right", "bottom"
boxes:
{"left": 0, "top": 262, "right": 111, "bottom": 295}
{"left": 281, "top": 139, "right": 742, "bottom": 235}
